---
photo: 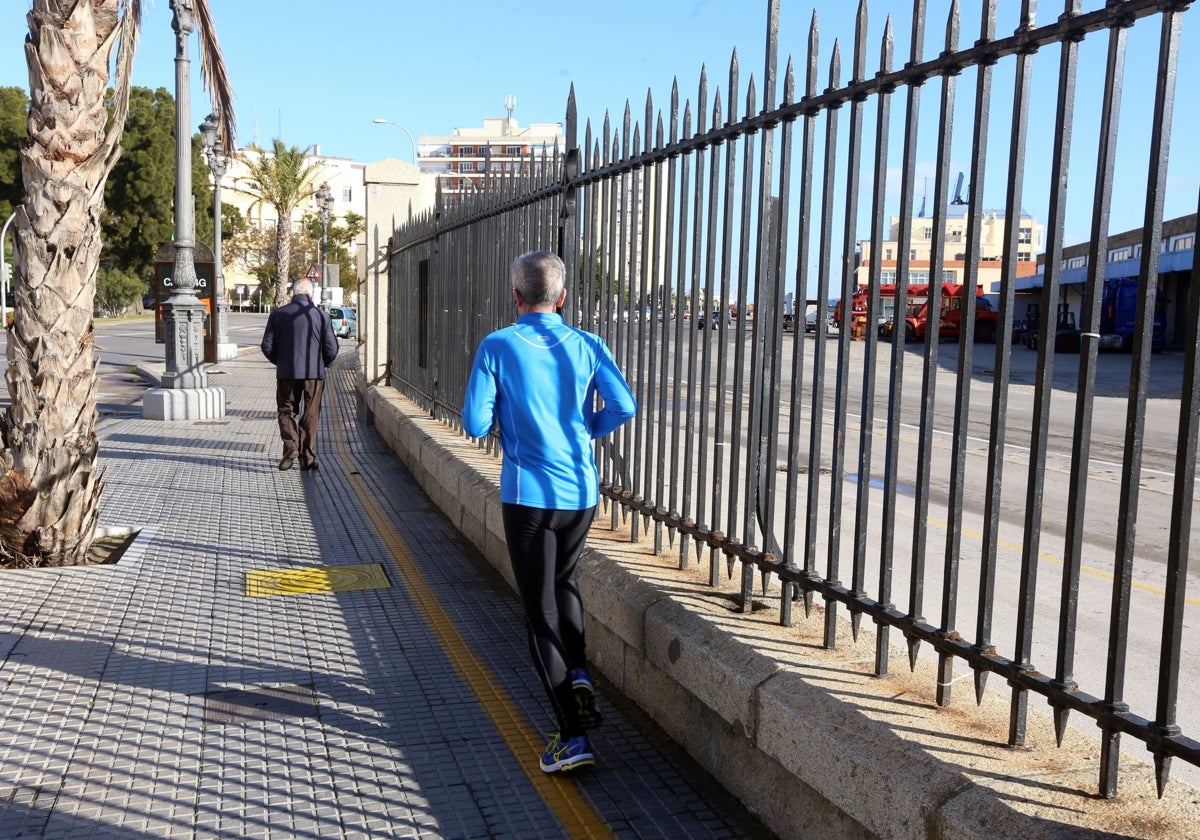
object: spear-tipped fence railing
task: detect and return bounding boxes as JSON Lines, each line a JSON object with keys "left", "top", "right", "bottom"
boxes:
{"left": 384, "top": 0, "right": 1200, "bottom": 799}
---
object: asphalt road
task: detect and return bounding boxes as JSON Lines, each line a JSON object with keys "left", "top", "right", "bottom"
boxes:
{"left": 0, "top": 312, "right": 273, "bottom": 413}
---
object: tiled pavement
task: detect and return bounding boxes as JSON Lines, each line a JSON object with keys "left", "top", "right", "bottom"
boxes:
{"left": 0, "top": 346, "right": 776, "bottom": 839}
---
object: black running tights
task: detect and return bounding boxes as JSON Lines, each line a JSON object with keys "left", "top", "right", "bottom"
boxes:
{"left": 501, "top": 503, "right": 596, "bottom": 738}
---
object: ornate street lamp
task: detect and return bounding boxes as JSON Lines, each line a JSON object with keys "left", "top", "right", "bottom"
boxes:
{"left": 315, "top": 183, "right": 335, "bottom": 304}
{"left": 199, "top": 111, "right": 236, "bottom": 360}
{"left": 143, "top": 0, "right": 225, "bottom": 421}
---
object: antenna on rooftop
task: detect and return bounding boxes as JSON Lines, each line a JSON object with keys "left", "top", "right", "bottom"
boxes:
{"left": 505, "top": 95, "right": 517, "bottom": 120}
{"left": 919, "top": 176, "right": 927, "bottom": 217}
{"left": 951, "top": 172, "right": 967, "bottom": 205}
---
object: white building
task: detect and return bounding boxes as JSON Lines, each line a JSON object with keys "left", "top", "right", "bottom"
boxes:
{"left": 204, "top": 145, "right": 368, "bottom": 307}
{"left": 416, "top": 103, "right": 564, "bottom": 200}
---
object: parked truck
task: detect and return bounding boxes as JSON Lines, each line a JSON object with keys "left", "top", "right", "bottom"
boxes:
{"left": 838, "top": 282, "right": 999, "bottom": 343}
{"left": 1097, "top": 277, "right": 1167, "bottom": 352}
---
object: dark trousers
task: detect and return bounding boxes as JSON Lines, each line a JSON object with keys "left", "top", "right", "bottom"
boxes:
{"left": 502, "top": 503, "right": 596, "bottom": 739}
{"left": 275, "top": 378, "right": 325, "bottom": 466}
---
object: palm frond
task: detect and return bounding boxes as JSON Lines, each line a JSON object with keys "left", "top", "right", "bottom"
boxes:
{"left": 104, "top": 0, "right": 142, "bottom": 159}
{"left": 193, "top": 0, "right": 236, "bottom": 155}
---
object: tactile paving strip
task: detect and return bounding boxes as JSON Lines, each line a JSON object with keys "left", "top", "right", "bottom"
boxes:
{"left": 244, "top": 563, "right": 391, "bottom": 597}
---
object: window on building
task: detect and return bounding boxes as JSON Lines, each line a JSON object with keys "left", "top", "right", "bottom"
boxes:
{"left": 909, "top": 271, "right": 929, "bottom": 284}
{"left": 504, "top": 145, "right": 522, "bottom": 155}
{"left": 458, "top": 146, "right": 474, "bottom": 156}
{"left": 943, "top": 270, "right": 958, "bottom": 282}
{"left": 1174, "top": 235, "right": 1195, "bottom": 251}
{"left": 1109, "top": 247, "right": 1132, "bottom": 262}
{"left": 910, "top": 249, "right": 917, "bottom": 261}
{"left": 884, "top": 248, "right": 893, "bottom": 260}
{"left": 341, "top": 187, "right": 352, "bottom": 202}
{"left": 881, "top": 271, "right": 897, "bottom": 284}
{"left": 1017, "top": 252, "right": 1031, "bottom": 261}
{"left": 1018, "top": 226, "right": 1032, "bottom": 244}
{"left": 1065, "top": 256, "right": 1087, "bottom": 269}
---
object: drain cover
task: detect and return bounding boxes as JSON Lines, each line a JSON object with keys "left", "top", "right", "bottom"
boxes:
{"left": 245, "top": 563, "right": 390, "bottom": 597}
{"left": 203, "top": 683, "right": 318, "bottom": 724}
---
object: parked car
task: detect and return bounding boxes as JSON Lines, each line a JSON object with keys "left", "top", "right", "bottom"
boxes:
{"left": 329, "top": 306, "right": 357, "bottom": 338}
{"left": 696, "top": 310, "right": 728, "bottom": 329}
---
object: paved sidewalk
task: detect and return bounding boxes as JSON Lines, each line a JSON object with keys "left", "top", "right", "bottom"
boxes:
{"left": 0, "top": 348, "right": 775, "bottom": 839}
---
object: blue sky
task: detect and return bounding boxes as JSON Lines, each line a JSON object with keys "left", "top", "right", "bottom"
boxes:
{"left": 3, "top": 1, "right": 1198, "bottom": 253}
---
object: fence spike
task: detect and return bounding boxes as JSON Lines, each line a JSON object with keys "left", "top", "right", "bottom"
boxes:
{"left": 974, "top": 669, "right": 988, "bottom": 705}
{"left": 1155, "top": 754, "right": 1172, "bottom": 799}
{"left": 728, "top": 47, "right": 740, "bottom": 123}
{"left": 760, "top": 567, "right": 772, "bottom": 596}
{"left": 1054, "top": 707, "right": 1069, "bottom": 747}
{"left": 697, "top": 64, "right": 708, "bottom": 134}
{"left": 803, "top": 589, "right": 814, "bottom": 618}
{"left": 851, "top": 610, "right": 862, "bottom": 641}
{"left": 907, "top": 637, "right": 920, "bottom": 671}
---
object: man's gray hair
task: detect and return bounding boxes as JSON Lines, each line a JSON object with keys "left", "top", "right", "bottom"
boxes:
{"left": 294, "top": 279, "right": 315, "bottom": 298}
{"left": 511, "top": 251, "right": 565, "bottom": 306}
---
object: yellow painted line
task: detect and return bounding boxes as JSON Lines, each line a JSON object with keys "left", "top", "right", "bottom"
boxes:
{"left": 245, "top": 563, "right": 390, "bottom": 597}
{"left": 326, "top": 369, "right": 616, "bottom": 840}
{"left": 925, "top": 515, "right": 1200, "bottom": 608}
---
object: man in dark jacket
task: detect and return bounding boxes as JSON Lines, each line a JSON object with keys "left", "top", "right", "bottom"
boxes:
{"left": 260, "top": 279, "right": 340, "bottom": 471}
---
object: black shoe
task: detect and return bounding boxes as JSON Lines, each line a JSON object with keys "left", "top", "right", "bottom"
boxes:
{"left": 300, "top": 461, "right": 319, "bottom": 471}
{"left": 278, "top": 452, "right": 296, "bottom": 471}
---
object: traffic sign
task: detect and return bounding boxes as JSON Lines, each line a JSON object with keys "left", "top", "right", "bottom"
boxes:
{"left": 304, "top": 264, "right": 320, "bottom": 280}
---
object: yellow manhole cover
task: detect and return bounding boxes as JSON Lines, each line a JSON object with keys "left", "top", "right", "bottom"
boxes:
{"left": 245, "top": 563, "right": 390, "bottom": 597}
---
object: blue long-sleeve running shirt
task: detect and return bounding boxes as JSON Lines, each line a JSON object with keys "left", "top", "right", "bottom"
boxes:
{"left": 462, "top": 311, "right": 637, "bottom": 510}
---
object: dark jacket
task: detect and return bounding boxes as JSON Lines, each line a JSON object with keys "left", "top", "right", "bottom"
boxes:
{"left": 261, "top": 294, "right": 340, "bottom": 379}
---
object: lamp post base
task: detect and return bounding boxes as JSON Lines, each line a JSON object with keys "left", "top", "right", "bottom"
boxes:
{"left": 142, "top": 386, "right": 227, "bottom": 421}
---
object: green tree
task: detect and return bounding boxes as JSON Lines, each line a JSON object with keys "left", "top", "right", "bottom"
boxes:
{"left": 1, "top": 1, "right": 234, "bottom": 567}
{"left": 0, "top": 86, "right": 27, "bottom": 225}
{"left": 102, "top": 86, "right": 176, "bottom": 284}
{"left": 236, "top": 140, "right": 323, "bottom": 309}
{"left": 94, "top": 266, "right": 145, "bottom": 316}
{"left": 301, "top": 209, "right": 365, "bottom": 296}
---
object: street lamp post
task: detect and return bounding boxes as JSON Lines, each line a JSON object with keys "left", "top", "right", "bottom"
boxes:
{"left": 143, "top": 0, "right": 226, "bottom": 420}
{"left": 372, "top": 119, "right": 419, "bottom": 164}
{"left": 199, "top": 111, "right": 236, "bottom": 360}
{"left": 315, "top": 183, "right": 335, "bottom": 305}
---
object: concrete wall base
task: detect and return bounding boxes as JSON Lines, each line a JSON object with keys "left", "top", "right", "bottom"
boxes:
{"left": 142, "top": 386, "right": 226, "bottom": 421}
{"left": 361, "top": 378, "right": 1200, "bottom": 840}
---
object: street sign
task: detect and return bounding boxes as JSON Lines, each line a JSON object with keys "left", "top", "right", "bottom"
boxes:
{"left": 304, "top": 265, "right": 320, "bottom": 280}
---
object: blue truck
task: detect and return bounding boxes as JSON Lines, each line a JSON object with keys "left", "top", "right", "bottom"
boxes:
{"left": 1098, "top": 277, "right": 1167, "bottom": 352}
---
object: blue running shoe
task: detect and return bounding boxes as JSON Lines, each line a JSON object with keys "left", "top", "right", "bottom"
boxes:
{"left": 570, "top": 668, "right": 594, "bottom": 694}
{"left": 539, "top": 733, "right": 595, "bottom": 773}
{"left": 570, "top": 668, "right": 603, "bottom": 729}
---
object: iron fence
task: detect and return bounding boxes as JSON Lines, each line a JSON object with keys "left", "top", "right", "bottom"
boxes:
{"left": 384, "top": 0, "right": 1200, "bottom": 799}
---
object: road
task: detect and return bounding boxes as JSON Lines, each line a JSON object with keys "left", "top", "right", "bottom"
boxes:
{"left": 0, "top": 312, "right": 272, "bottom": 413}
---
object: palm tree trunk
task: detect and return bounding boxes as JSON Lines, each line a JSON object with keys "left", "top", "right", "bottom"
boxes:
{"left": 0, "top": 1, "right": 119, "bottom": 566}
{"left": 273, "top": 216, "right": 292, "bottom": 307}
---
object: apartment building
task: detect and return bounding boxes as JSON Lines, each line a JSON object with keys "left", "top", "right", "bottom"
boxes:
{"left": 856, "top": 206, "right": 1044, "bottom": 294}
{"left": 417, "top": 103, "right": 564, "bottom": 199}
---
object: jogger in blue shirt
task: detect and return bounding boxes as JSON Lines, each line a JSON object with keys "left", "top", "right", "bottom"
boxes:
{"left": 463, "top": 251, "right": 636, "bottom": 773}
